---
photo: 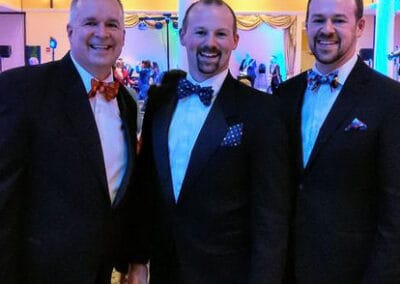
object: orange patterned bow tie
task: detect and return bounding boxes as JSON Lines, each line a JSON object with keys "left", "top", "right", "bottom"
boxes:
{"left": 88, "top": 78, "right": 119, "bottom": 101}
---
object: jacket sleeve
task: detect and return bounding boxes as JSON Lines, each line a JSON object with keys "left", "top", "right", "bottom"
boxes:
{"left": 248, "top": 95, "right": 294, "bottom": 284}
{"left": 0, "top": 70, "right": 30, "bottom": 283}
{"left": 362, "top": 85, "right": 400, "bottom": 284}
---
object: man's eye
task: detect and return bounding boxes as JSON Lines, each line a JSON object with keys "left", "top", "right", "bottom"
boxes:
{"left": 333, "top": 19, "right": 346, "bottom": 24}
{"left": 312, "top": 19, "right": 324, "bottom": 24}
{"left": 85, "top": 21, "right": 97, "bottom": 26}
{"left": 195, "top": 30, "right": 206, "bottom": 36}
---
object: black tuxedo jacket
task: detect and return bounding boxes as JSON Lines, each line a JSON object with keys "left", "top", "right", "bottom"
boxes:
{"left": 277, "top": 58, "right": 400, "bottom": 283}
{"left": 133, "top": 71, "right": 292, "bottom": 284}
{"left": 0, "top": 53, "right": 139, "bottom": 283}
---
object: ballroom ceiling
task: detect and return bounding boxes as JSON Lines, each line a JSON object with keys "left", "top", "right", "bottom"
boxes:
{"left": 0, "top": 0, "right": 374, "bottom": 12}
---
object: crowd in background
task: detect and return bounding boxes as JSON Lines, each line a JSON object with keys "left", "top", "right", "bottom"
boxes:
{"left": 115, "top": 55, "right": 283, "bottom": 105}
{"left": 113, "top": 58, "right": 162, "bottom": 102}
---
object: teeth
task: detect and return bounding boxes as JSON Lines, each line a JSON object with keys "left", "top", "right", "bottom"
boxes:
{"left": 91, "top": 44, "right": 110, "bottom": 49}
{"left": 200, "top": 52, "right": 218, "bottom": 57}
{"left": 318, "top": 40, "right": 336, "bottom": 45}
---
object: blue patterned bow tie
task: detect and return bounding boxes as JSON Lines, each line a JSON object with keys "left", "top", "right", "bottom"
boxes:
{"left": 307, "top": 69, "right": 339, "bottom": 92}
{"left": 177, "top": 78, "right": 214, "bottom": 106}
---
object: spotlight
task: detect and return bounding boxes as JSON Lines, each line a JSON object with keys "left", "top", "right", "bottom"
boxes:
{"left": 172, "top": 21, "right": 179, "bottom": 29}
{"left": 163, "top": 13, "right": 171, "bottom": 24}
{"left": 138, "top": 19, "right": 147, "bottom": 31}
{"left": 49, "top": 37, "right": 57, "bottom": 62}
{"left": 155, "top": 22, "right": 163, "bottom": 30}
{"left": 49, "top": 37, "right": 57, "bottom": 49}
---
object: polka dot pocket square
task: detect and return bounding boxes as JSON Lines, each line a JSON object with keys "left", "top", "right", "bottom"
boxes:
{"left": 344, "top": 118, "right": 368, "bottom": 131}
{"left": 221, "top": 123, "right": 243, "bottom": 147}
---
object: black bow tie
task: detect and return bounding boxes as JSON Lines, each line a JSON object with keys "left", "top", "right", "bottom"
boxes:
{"left": 307, "top": 69, "right": 339, "bottom": 92}
{"left": 177, "top": 78, "right": 214, "bottom": 106}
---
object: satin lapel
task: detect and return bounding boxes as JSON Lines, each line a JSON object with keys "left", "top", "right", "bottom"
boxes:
{"left": 112, "top": 87, "right": 137, "bottom": 207}
{"left": 58, "top": 55, "right": 109, "bottom": 198}
{"left": 291, "top": 73, "right": 308, "bottom": 174}
{"left": 177, "top": 73, "right": 237, "bottom": 204}
{"left": 305, "top": 59, "right": 371, "bottom": 171}
{"left": 152, "top": 92, "right": 177, "bottom": 207}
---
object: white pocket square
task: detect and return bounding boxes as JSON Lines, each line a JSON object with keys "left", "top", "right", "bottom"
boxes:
{"left": 344, "top": 118, "right": 367, "bottom": 131}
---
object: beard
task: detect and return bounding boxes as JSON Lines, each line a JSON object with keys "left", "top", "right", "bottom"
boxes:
{"left": 196, "top": 46, "right": 221, "bottom": 74}
{"left": 310, "top": 34, "right": 343, "bottom": 65}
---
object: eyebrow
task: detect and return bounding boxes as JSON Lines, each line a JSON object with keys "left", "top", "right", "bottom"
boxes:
{"left": 310, "top": 13, "right": 348, "bottom": 18}
{"left": 81, "top": 16, "right": 121, "bottom": 24}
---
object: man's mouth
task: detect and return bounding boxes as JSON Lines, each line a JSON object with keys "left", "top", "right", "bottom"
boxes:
{"left": 316, "top": 39, "right": 338, "bottom": 46}
{"left": 198, "top": 46, "right": 221, "bottom": 60}
{"left": 90, "top": 44, "right": 112, "bottom": 50}
{"left": 199, "top": 51, "right": 219, "bottom": 58}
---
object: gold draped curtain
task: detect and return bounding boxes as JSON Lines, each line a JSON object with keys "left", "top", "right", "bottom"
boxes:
{"left": 124, "top": 14, "right": 295, "bottom": 31}
{"left": 124, "top": 14, "right": 297, "bottom": 78}
{"left": 124, "top": 14, "right": 140, "bottom": 27}
{"left": 236, "top": 15, "right": 297, "bottom": 78}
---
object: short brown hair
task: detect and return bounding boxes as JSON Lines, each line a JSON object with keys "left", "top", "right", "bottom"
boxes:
{"left": 306, "top": 0, "right": 363, "bottom": 23}
{"left": 181, "top": 0, "right": 237, "bottom": 35}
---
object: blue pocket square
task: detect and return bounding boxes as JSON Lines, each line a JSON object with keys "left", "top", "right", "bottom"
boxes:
{"left": 221, "top": 123, "right": 243, "bottom": 147}
{"left": 344, "top": 118, "right": 367, "bottom": 131}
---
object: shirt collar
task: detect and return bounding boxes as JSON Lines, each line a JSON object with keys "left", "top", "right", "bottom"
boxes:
{"left": 312, "top": 53, "right": 358, "bottom": 86}
{"left": 186, "top": 68, "right": 229, "bottom": 98}
{"left": 70, "top": 53, "right": 114, "bottom": 93}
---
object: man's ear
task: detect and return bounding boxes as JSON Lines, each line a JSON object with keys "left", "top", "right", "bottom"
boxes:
{"left": 67, "top": 24, "right": 73, "bottom": 38}
{"left": 179, "top": 28, "right": 186, "bottom": 47}
{"left": 233, "top": 33, "right": 239, "bottom": 50}
{"left": 356, "top": 17, "right": 366, "bottom": 38}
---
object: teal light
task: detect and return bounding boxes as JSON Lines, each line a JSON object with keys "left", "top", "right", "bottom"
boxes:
{"left": 373, "top": 0, "right": 395, "bottom": 75}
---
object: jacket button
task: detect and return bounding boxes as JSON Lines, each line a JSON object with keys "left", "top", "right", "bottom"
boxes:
{"left": 298, "top": 184, "right": 304, "bottom": 190}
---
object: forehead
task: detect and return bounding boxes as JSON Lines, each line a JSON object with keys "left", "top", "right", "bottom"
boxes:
{"left": 308, "top": 0, "right": 356, "bottom": 17}
{"left": 186, "top": 3, "right": 234, "bottom": 30}
{"left": 74, "top": 0, "right": 123, "bottom": 21}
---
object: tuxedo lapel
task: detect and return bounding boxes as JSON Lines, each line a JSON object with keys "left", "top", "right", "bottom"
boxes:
{"left": 112, "top": 87, "right": 137, "bottom": 206}
{"left": 306, "top": 59, "right": 371, "bottom": 171}
{"left": 178, "top": 73, "right": 237, "bottom": 204}
{"left": 57, "top": 55, "right": 109, "bottom": 199}
{"left": 290, "top": 73, "right": 308, "bottom": 173}
{"left": 152, "top": 92, "right": 177, "bottom": 206}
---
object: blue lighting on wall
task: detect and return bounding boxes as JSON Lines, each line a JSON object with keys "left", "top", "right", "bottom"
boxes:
{"left": 374, "top": 0, "right": 395, "bottom": 75}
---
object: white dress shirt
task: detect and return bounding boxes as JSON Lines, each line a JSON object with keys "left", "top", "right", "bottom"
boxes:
{"left": 71, "top": 54, "right": 127, "bottom": 203}
{"left": 301, "top": 54, "right": 358, "bottom": 167}
{"left": 168, "top": 69, "right": 228, "bottom": 202}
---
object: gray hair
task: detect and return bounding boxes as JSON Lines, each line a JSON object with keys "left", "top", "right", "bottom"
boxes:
{"left": 69, "top": 0, "right": 124, "bottom": 23}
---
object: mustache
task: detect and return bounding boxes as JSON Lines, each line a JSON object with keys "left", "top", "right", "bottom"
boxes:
{"left": 314, "top": 30, "right": 338, "bottom": 41}
{"left": 197, "top": 46, "right": 221, "bottom": 55}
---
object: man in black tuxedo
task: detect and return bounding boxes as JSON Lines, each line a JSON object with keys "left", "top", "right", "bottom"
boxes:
{"left": 123, "top": 0, "right": 292, "bottom": 283}
{"left": 0, "top": 0, "right": 147, "bottom": 283}
{"left": 277, "top": 0, "right": 400, "bottom": 282}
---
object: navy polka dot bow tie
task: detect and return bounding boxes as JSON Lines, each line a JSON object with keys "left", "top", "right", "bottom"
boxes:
{"left": 177, "top": 78, "right": 214, "bottom": 106}
{"left": 307, "top": 69, "right": 339, "bottom": 92}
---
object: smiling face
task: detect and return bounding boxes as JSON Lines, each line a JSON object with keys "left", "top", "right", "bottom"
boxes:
{"left": 306, "top": 0, "right": 365, "bottom": 73}
{"left": 179, "top": 2, "right": 239, "bottom": 82}
{"left": 67, "top": 0, "right": 125, "bottom": 80}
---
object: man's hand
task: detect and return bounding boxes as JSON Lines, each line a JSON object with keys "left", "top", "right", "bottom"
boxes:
{"left": 119, "top": 263, "right": 148, "bottom": 284}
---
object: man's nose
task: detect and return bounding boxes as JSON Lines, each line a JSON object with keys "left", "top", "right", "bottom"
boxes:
{"left": 95, "top": 24, "right": 110, "bottom": 37}
{"left": 321, "top": 19, "right": 335, "bottom": 34}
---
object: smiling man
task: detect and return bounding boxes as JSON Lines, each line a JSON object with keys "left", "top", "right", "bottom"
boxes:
{"left": 277, "top": 0, "right": 400, "bottom": 283}
{"left": 0, "top": 0, "right": 145, "bottom": 283}
{"left": 122, "top": 0, "right": 293, "bottom": 283}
